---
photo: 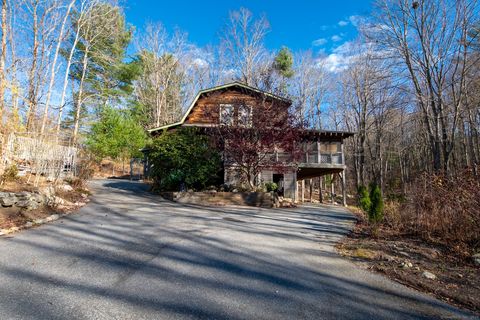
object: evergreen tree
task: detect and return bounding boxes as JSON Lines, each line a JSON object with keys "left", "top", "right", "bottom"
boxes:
{"left": 368, "top": 184, "right": 384, "bottom": 224}
{"left": 86, "top": 107, "right": 147, "bottom": 166}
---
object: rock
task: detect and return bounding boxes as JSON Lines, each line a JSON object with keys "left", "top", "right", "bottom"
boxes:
{"left": 472, "top": 253, "right": 480, "bottom": 266}
{"left": 34, "top": 219, "right": 45, "bottom": 224}
{"left": 16, "top": 199, "right": 39, "bottom": 210}
{"left": 58, "top": 184, "right": 74, "bottom": 192}
{"left": 45, "top": 214, "right": 59, "bottom": 222}
{"left": 15, "top": 191, "right": 32, "bottom": 199}
{"left": 81, "top": 193, "right": 88, "bottom": 199}
{"left": 0, "top": 192, "right": 10, "bottom": 198}
{"left": 30, "top": 193, "right": 45, "bottom": 204}
{"left": 422, "top": 271, "right": 437, "bottom": 280}
{"left": 25, "top": 221, "right": 34, "bottom": 228}
{"left": 0, "top": 195, "right": 17, "bottom": 207}
{"left": 400, "top": 261, "right": 413, "bottom": 269}
{"left": 232, "top": 189, "right": 238, "bottom": 192}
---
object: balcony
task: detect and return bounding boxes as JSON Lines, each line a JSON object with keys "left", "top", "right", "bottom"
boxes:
{"left": 272, "top": 141, "right": 345, "bottom": 169}
{"left": 272, "top": 151, "right": 344, "bottom": 168}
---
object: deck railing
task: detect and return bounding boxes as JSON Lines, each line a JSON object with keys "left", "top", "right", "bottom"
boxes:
{"left": 272, "top": 151, "right": 343, "bottom": 165}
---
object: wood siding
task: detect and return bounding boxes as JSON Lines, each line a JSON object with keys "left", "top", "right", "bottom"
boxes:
{"left": 184, "top": 88, "right": 289, "bottom": 125}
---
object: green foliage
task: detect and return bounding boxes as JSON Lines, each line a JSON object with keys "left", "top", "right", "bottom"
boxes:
{"left": 358, "top": 185, "right": 371, "bottom": 213}
{"left": 368, "top": 184, "right": 384, "bottom": 224}
{"left": 86, "top": 107, "right": 147, "bottom": 161}
{"left": 68, "top": 3, "right": 137, "bottom": 114}
{"left": 273, "top": 47, "right": 294, "bottom": 78}
{"left": 148, "top": 128, "right": 222, "bottom": 191}
{"left": 1, "top": 164, "right": 19, "bottom": 182}
{"left": 264, "top": 182, "right": 278, "bottom": 192}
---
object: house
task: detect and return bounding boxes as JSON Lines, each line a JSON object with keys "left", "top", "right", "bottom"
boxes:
{"left": 146, "top": 82, "right": 354, "bottom": 205}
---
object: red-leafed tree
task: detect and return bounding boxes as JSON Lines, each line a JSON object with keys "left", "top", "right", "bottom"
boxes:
{"left": 209, "top": 94, "right": 304, "bottom": 190}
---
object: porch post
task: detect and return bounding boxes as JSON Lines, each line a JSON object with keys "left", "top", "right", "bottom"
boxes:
{"left": 341, "top": 171, "right": 347, "bottom": 206}
{"left": 301, "top": 179, "right": 305, "bottom": 202}
{"left": 293, "top": 172, "right": 298, "bottom": 202}
{"left": 319, "top": 176, "right": 323, "bottom": 203}
{"left": 309, "top": 178, "right": 313, "bottom": 202}
{"left": 331, "top": 174, "right": 335, "bottom": 204}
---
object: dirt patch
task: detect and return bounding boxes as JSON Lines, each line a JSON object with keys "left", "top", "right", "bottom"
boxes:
{"left": 0, "top": 206, "right": 57, "bottom": 229}
{"left": 337, "top": 210, "right": 480, "bottom": 315}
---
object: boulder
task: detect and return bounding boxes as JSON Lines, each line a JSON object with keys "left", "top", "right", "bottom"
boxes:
{"left": 16, "top": 199, "right": 39, "bottom": 211}
{"left": 0, "top": 195, "right": 17, "bottom": 207}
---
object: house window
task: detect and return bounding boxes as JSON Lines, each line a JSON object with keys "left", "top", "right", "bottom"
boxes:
{"left": 238, "top": 105, "right": 252, "bottom": 127}
{"left": 219, "top": 104, "right": 234, "bottom": 125}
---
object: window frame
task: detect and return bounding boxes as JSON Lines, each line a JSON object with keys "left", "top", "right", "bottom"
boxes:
{"left": 237, "top": 105, "right": 253, "bottom": 127}
{"left": 219, "top": 104, "right": 234, "bottom": 126}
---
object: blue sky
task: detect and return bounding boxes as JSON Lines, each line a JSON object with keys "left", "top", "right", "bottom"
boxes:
{"left": 125, "top": 0, "right": 372, "bottom": 54}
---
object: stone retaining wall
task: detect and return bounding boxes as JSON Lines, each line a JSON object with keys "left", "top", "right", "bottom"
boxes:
{"left": 160, "top": 191, "right": 276, "bottom": 208}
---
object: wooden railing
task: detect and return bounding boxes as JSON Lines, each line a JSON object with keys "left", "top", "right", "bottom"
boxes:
{"left": 272, "top": 151, "right": 344, "bottom": 165}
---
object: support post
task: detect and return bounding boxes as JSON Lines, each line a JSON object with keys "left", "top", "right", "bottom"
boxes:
{"left": 319, "top": 176, "right": 323, "bottom": 203}
{"left": 293, "top": 172, "right": 298, "bottom": 202}
{"left": 331, "top": 174, "right": 335, "bottom": 204}
{"left": 341, "top": 171, "right": 347, "bottom": 206}
{"left": 301, "top": 179, "right": 305, "bottom": 202}
{"left": 309, "top": 178, "right": 313, "bottom": 202}
{"left": 317, "top": 140, "right": 321, "bottom": 164}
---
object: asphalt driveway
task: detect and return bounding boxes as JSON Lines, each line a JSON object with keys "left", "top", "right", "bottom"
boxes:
{"left": 0, "top": 179, "right": 475, "bottom": 320}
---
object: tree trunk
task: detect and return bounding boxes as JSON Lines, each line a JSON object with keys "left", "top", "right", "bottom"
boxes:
{"left": 41, "top": 0, "right": 75, "bottom": 135}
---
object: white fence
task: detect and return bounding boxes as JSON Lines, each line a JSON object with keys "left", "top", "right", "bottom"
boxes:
{"left": 3, "top": 133, "right": 78, "bottom": 180}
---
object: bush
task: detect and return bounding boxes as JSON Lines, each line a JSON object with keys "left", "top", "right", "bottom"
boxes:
{"left": 358, "top": 185, "right": 371, "bottom": 213}
{"left": 149, "top": 128, "right": 222, "bottom": 191}
{"left": 264, "top": 182, "right": 278, "bottom": 192}
{"left": 1, "top": 164, "right": 19, "bottom": 182}
{"left": 368, "top": 184, "right": 384, "bottom": 224}
{"left": 401, "top": 170, "right": 480, "bottom": 253}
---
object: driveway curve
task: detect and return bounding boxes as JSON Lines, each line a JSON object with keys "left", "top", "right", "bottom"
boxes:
{"left": 0, "top": 179, "right": 475, "bottom": 320}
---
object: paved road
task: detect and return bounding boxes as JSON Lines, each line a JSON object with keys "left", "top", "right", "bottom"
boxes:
{"left": 0, "top": 180, "right": 476, "bottom": 320}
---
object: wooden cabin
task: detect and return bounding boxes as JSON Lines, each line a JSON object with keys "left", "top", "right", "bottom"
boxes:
{"left": 147, "top": 82, "right": 354, "bottom": 205}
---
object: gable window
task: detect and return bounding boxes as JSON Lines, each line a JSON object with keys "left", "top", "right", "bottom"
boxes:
{"left": 238, "top": 105, "right": 252, "bottom": 127}
{"left": 219, "top": 104, "right": 234, "bottom": 126}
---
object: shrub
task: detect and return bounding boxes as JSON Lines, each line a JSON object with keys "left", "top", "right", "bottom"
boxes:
{"left": 1, "top": 164, "right": 19, "bottom": 182}
{"left": 357, "top": 185, "right": 371, "bottom": 213}
{"left": 149, "top": 128, "right": 222, "bottom": 191}
{"left": 368, "top": 184, "right": 384, "bottom": 224}
{"left": 401, "top": 169, "right": 480, "bottom": 254}
{"left": 264, "top": 182, "right": 278, "bottom": 192}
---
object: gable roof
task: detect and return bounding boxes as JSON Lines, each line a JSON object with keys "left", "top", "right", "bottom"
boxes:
{"left": 147, "top": 82, "right": 291, "bottom": 134}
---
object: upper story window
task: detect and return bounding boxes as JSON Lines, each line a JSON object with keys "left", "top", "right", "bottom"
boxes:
{"left": 219, "top": 104, "right": 234, "bottom": 126}
{"left": 238, "top": 105, "right": 252, "bottom": 127}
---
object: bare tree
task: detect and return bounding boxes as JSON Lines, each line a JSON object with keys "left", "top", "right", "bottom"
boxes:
{"left": 134, "top": 22, "right": 188, "bottom": 128}
{"left": 370, "top": 0, "right": 479, "bottom": 173}
{"left": 220, "top": 7, "right": 270, "bottom": 87}
{"left": 39, "top": 0, "right": 75, "bottom": 134}
{"left": 0, "top": 0, "right": 8, "bottom": 128}
{"left": 291, "top": 51, "right": 328, "bottom": 129}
